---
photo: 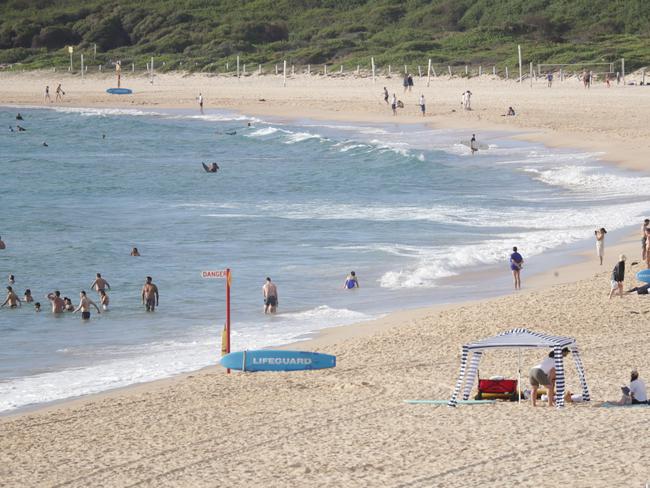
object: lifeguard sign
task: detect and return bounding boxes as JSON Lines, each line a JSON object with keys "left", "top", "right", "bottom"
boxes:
{"left": 201, "top": 268, "right": 232, "bottom": 372}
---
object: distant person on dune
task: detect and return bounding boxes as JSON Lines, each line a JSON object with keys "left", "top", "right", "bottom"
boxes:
{"left": 419, "top": 94, "right": 426, "bottom": 116}
{"left": 510, "top": 246, "right": 523, "bottom": 290}
{"left": 44, "top": 85, "right": 51, "bottom": 103}
{"left": 546, "top": 72, "right": 553, "bottom": 88}
{"left": 403, "top": 74, "right": 409, "bottom": 93}
{"left": 383, "top": 87, "right": 389, "bottom": 104}
{"left": 391, "top": 94, "right": 397, "bottom": 116}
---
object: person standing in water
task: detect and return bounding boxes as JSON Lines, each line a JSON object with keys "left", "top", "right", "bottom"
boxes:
{"left": 510, "top": 246, "right": 524, "bottom": 290}
{"left": 470, "top": 134, "right": 478, "bottom": 155}
{"left": 344, "top": 271, "right": 360, "bottom": 289}
{"left": 198, "top": 93, "right": 204, "bottom": 113}
{"left": 99, "top": 290, "right": 109, "bottom": 311}
{"left": 0, "top": 235, "right": 5, "bottom": 249}
{"left": 46, "top": 290, "right": 65, "bottom": 313}
{"left": 595, "top": 228, "right": 607, "bottom": 265}
{"left": 73, "top": 291, "right": 100, "bottom": 320}
{"left": 262, "top": 277, "right": 278, "bottom": 314}
{"left": 1, "top": 286, "right": 21, "bottom": 308}
{"left": 90, "top": 273, "right": 110, "bottom": 293}
{"left": 141, "top": 276, "right": 159, "bottom": 312}
{"left": 130, "top": 247, "right": 141, "bottom": 256}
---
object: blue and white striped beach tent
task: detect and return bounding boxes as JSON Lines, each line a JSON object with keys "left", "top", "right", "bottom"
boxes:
{"left": 448, "top": 328, "right": 590, "bottom": 409}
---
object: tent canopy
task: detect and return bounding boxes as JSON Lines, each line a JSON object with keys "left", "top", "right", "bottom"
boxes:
{"left": 465, "top": 329, "right": 576, "bottom": 351}
{"left": 448, "top": 328, "right": 590, "bottom": 408}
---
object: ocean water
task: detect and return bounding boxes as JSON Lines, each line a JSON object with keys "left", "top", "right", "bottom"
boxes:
{"left": 0, "top": 106, "right": 648, "bottom": 412}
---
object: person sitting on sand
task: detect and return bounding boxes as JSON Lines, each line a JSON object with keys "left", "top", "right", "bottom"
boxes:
{"left": 344, "top": 271, "right": 359, "bottom": 290}
{"left": 608, "top": 254, "right": 626, "bottom": 299}
{"left": 24, "top": 289, "right": 33, "bottom": 303}
{"left": 619, "top": 369, "right": 647, "bottom": 405}
{"left": 595, "top": 227, "right": 607, "bottom": 265}
{"left": 626, "top": 283, "right": 650, "bottom": 295}
{"left": 131, "top": 247, "right": 141, "bottom": 256}
{"left": 529, "top": 347, "right": 570, "bottom": 406}
{"left": 506, "top": 106, "right": 515, "bottom": 116}
{"left": 1, "top": 286, "right": 21, "bottom": 308}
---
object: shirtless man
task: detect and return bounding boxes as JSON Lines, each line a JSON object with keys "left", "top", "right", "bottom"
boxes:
{"left": 141, "top": 276, "right": 159, "bottom": 312}
{"left": 1, "top": 286, "right": 22, "bottom": 308}
{"left": 73, "top": 290, "right": 100, "bottom": 320}
{"left": 262, "top": 277, "right": 278, "bottom": 314}
{"left": 89, "top": 273, "right": 110, "bottom": 293}
{"left": 46, "top": 290, "right": 65, "bottom": 313}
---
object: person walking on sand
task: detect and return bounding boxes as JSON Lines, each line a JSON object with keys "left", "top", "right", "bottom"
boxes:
{"left": 383, "top": 87, "right": 389, "bottom": 104}
{"left": 344, "top": 271, "right": 359, "bottom": 290}
{"left": 1, "top": 286, "right": 21, "bottom": 308}
{"left": 198, "top": 93, "right": 204, "bottom": 113}
{"left": 529, "top": 348, "right": 570, "bottom": 407}
{"left": 142, "top": 276, "right": 159, "bottom": 312}
{"left": 55, "top": 84, "right": 64, "bottom": 102}
{"left": 89, "top": 273, "right": 110, "bottom": 293}
{"left": 402, "top": 74, "right": 409, "bottom": 93}
{"left": 595, "top": 227, "right": 607, "bottom": 265}
{"left": 464, "top": 90, "right": 472, "bottom": 110}
{"left": 546, "top": 72, "right": 553, "bottom": 88}
{"left": 73, "top": 291, "right": 100, "bottom": 320}
{"left": 44, "top": 85, "right": 51, "bottom": 103}
{"left": 46, "top": 290, "right": 65, "bottom": 313}
{"left": 407, "top": 73, "right": 414, "bottom": 92}
{"left": 263, "top": 277, "right": 278, "bottom": 314}
{"left": 510, "top": 246, "right": 523, "bottom": 290}
{"left": 391, "top": 94, "right": 397, "bottom": 116}
{"left": 419, "top": 94, "right": 426, "bottom": 116}
{"left": 609, "top": 254, "right": 626, "bottom": 299}
{"left": 0, "top": 235, "right": 5, "bottom": 250}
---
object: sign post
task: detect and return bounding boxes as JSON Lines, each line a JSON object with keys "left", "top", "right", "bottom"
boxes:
{"left": 201, "top": 268, "right": 232, "bottom": 373}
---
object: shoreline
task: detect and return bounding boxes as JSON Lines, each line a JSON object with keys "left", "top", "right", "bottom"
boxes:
{"left": 0, "top": 95, "right": 646, "bottom": 417}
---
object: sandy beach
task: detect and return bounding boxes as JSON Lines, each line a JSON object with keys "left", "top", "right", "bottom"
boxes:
{"left": 1, "top": 71, "right": 650, "bottom": 487}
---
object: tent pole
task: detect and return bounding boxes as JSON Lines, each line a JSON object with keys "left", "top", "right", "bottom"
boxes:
{"left": 517, "top": 349, "right": 520, "bottom": 403}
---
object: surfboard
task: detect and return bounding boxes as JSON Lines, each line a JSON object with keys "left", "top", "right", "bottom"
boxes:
{"left": 220, "top": 350, "right": 336, "bottom": 372}
{"left": 106, "top": 88, "right": 133, "bottom": 95}
{"left": 636, "top": 269, "right": 650, "bottom": 283}
{"left": 460, "top": 140, "right": 489, "bottom": 151}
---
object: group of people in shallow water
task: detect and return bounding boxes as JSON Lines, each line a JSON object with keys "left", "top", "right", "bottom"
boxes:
{"left": 1, "top": 266, "right": 159, "bottom": 320}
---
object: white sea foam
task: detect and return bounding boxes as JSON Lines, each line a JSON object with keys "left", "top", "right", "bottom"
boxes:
{"left": 49, "top": 106, "right": 159, "bottom": 117}
{"left": 284, "top": 131, "right": 325, "bottom": 144}
{"left": 248, "top": 126, "right": 280, "bottom": 136}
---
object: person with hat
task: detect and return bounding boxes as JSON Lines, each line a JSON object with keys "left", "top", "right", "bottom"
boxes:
{"left": 620, "top": 369, "right": 647, "bottom": 405}
{"left": 608, "top": 254, "right": 626, "bottom": 299}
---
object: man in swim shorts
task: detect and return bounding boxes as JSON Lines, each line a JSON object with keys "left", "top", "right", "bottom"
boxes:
{"left": 263, "top": 277, "right": 278, "bottom": 314}
{"left": 529, "top": 347, "right": 569, "bottom": 406}
{"left": 90, "top": 273, "right": 111, "bottom": 293}
{"left": 142, "top": 276, "right": 159, "bottom": 312}
{"left": 510, "top": 246, "right": 523, "bottom": 290}
{"left": 1, "top": 286, "right": 21, "bottom": 308}
{"left": 73, "top": 290, "right": 100, "bottom": 320}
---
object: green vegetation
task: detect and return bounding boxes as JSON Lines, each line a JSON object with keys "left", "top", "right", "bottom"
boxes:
{"left": 1, "top": 0, "right": 649, "bottom": 72}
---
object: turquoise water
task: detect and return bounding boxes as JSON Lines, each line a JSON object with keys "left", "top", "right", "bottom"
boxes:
{"left": 1, "top": 106, "right": 648, "bottom": 412}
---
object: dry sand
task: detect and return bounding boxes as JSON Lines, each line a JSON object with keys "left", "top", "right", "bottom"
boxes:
{"left": 1, "top": 71, "right": 650, "bottom": 487}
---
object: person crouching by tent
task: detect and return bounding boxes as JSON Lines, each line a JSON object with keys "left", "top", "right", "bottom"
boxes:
{"left": 529, "top": 347, "right": 570, "bottom": 406}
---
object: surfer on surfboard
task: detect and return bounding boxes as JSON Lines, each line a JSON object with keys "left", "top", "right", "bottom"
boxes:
{"left": 202, "top": 162, "right": 219, "bottom": 173}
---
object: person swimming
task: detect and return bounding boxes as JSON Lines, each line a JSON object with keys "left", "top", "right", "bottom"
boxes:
{"left": 16, "top": 113, "right": 23, "bottom": 120}
{"left": 17, "top": 125, "right": 26, "bottom": 132}
{"left": 202, "top": 162, "right": 219, "bottom": 173}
